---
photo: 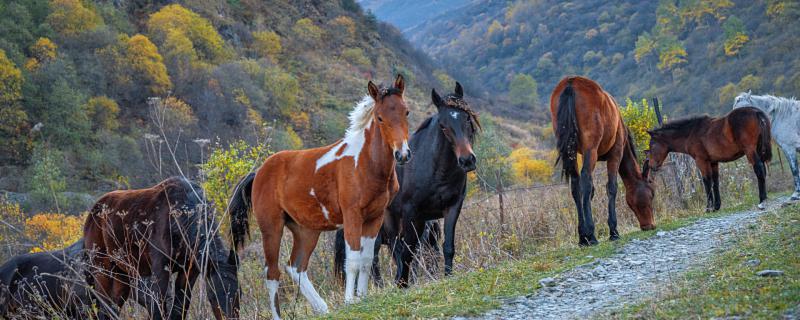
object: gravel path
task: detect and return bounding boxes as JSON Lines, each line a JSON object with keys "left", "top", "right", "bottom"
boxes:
{"left": 469, "top": 197, "right": 792, "bottom": 320}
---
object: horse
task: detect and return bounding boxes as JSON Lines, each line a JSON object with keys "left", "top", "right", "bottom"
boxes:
{"left": 1, "top": 237, "right": 237, "bottom": 319}
{"left": 226, "top": 75, "right": 410, "bottom": 319}
{"left": 732, "top": 91, "right": 800, "bottom": 200}
{"left": 332, "top": 82, "right": 479, "bottom": 288}
{"left": 83, "top": 176, "right": 240, "bottom": 319}
{"left": 551, "top": 76, "right": 655, "bottom": 246}
{"left": 645, "top": 107, "right": 772, "bottom": 210}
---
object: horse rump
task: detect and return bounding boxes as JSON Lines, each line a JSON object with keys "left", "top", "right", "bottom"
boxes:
{"left": 555, "top": 80, "right": 579, "bottom": 178}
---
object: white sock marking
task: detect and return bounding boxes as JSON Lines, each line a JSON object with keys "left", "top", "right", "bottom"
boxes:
{"left": 264, "top": 267, "right": 281, "bottom": 320}
{"left": 285, "top": 266, "right": 329, "bottom": 314}
{"left": 357, "top": 237, "right": 376, "bottom": 297}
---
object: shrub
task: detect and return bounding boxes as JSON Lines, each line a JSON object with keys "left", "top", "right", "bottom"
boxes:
{"left": 507, "top": 147, "right": 553, "bottom": 185}
{"left": 620, "top": 98, "right": 658, "bottom": 152}
{"left": 24, "top": 212, "right": 85, "bottom": 252}
{"left": 201, "top": 140, "right": 269, "bottom": 216}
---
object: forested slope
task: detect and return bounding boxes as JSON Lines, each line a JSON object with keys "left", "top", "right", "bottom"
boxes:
{"left": 405, "top": 0, "right": 800, "bottom": 121}
{"left": 0, "top": 0, "right": 446, "bottom": 198}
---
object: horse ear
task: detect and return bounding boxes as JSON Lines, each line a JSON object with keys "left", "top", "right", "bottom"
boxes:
{"left": 367, "top": 81, "right": 379, "bottom": 101}
{"left": 394, "top": 74, "right": 405, "bottom": 95}
{"left": 431, "top": 88, "right": 444, "bottom": 110}
{"left": 454, "top": 81, "right": 464, "bottom": 98}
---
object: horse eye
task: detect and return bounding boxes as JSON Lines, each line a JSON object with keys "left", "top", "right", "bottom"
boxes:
{"left": 378, "top": 116, "right": 383, "bottom": 122}
{"left": 406, "top": 111, "right": 409, "bottom": 116}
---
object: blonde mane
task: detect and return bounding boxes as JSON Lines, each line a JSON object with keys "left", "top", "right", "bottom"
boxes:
{"left": 346, "top": 96, "right": 375, "bottom": 136}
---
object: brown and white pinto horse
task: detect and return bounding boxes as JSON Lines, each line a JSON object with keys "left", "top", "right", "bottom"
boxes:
{"left": 645, "top": 107, "right": 772, "bottom": 211}
{"left": 227, "top": 75, "right": 410, "bottom": 319}
{"left": 551, "top": 76, "right": 655, "bottom": 246}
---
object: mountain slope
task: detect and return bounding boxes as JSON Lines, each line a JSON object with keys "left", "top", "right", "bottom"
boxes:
{"left": 406, "top": 0, "right": 800, "bottom": 119}
{"left": 358, "top": 0, "right": 474, "bottom": 32}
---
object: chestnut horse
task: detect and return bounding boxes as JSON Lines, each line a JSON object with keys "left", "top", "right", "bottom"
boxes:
{"left": 226, "top": 75, "right": 410, "bottom": 319}
{"left": 645, "top": 107, "right": 772, "bottom": 210}
{"left": 83, "top": 177, "right": 240, "bottom": 319}
{"left": 551, "top": 76, "right": 655, "bottom": 246}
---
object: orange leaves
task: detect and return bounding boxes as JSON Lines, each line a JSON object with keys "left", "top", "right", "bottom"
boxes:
{"left": 24, "top": 212, "right": 85, "bottom": 253}
{"left": 0, "top": 49, "right": 22, "bottom": 104}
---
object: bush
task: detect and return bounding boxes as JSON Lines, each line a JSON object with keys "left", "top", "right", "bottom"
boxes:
{"left": 24, "top": 212, "right": 85, "bottom": 252}
{"left": 507, "top": 147, "right": 553, "bottom": 185}
{"left": 620, "top": 98, "right": 658, "bottom": 152}
{"left": 201, "top": 140, "right": 270, "bottom": 216}
{"left": 27, "top": 146, "right": 67, "bottom": 211}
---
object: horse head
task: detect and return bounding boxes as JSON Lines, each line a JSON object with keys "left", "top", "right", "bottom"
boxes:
{"left": 431, "top": 82, "right": 480, "bottom": 172}
{"left": 369, "top": 74, "right": 411, "bottom": 165}
{"left": 645, "top": 130, "right": 670, "bottom": 174}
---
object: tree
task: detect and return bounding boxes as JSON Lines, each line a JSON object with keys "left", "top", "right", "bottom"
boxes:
{"left": 292, "top": 18, "right": 323, "bottom": 46}
{"left": 46, "top": 0, "right": 102, "bottom": 37}
{"left": 507, "top": 147, "right": 553, "bottom": 185}
{"left": 125, "top": 34, "right": 172, "bottom": 95}
{"left": 657, "top": 36, "right": 688, "bottom": 71}
{"left": 620, "top": 98, "right": 658, "bottom": 152}
{"left": 201, "top": 140, "right": 268, "bottom": 216}
{"left": 508, "top": 73, "right": 539, "bottom": 109}
{"left": 28, "top": 146, "right": 67, "bottom": 211}
{"left": 84, "top": 96, "right": 120, "bottom": 131}
{"left": 0, "top": 49, "right": 23, "bottom": 105}
{"left": 722, "top": 16, "right": 748, "bottom": 56}
{"left": 147, "top": 4, "right": 230, "bottom": 66}
{"left": 25, "top": 37, "right": 58, "bottom": 70}
{"left": 252, "top": 31, "right": 282, "bottom": 60}
{"left": 634, "top": 32, "right": 656, "bottom": 63}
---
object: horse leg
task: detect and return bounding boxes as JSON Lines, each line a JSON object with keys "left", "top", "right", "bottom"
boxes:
{"left": 147, "top": 254, "right": 172, "bottom": 320}
{"left": 169, "top": 269, "right": 199, "bottom": 320}
{"left": 782, "top": 144, "right": 800, "bottom": 200}
{"left": 423, "top": 221, "right": 442, "bottom": 275}
{"left": 342, "top": 216, "right": 364, "bottom": 302}
{"left": 569, "top": 172, "right": 584, "bottom": 245}
{"left": 711, "top": 163, "right": 721, "bottom": 211}
{"left": 747, "top": 152, "right": 768, "bottom": 209}
{"left": 696, "top": 160, "right": 714, "bottom": 212}
{"left": 606, "top": 158, "right": 621, "bottom": 241}
{"left": 394, "top": 204, "right": 421, "bottom": 288}
{"left": 256, "top": 206, "right": 285, "bottom": 320}
{"left": 370, "top": 230, "right": 383, "bottom": 286}
{"left": 284, "top": 223, "right": 328, "bottom": 314}
{"left": 579, "top": 149, "right": 598, "bottom": 246}
{"left": 444, "top": 188, "right": 465, "bottom": 275}
{"left": 356, "top": 217, "right": 382, "bottom": 298}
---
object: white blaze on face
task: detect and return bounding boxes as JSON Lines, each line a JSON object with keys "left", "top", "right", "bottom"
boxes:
{"left": 264, "top": 267, "right": 281, "bottom": 320}
{"left": 450, "top": 111, "right": 459, "bottom": 119}
{"left": 285, "top": 266, "right": 329, "bottom": 314}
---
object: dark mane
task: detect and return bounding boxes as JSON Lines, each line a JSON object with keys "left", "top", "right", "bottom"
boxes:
{"left": 624, "top": 126, "right": 638, "bottom": 160}
{"left": 652, "top": 115, "right": 711, "bottom": 135}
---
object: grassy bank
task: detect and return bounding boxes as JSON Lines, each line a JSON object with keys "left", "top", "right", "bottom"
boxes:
{"left": 613, "top": 201, "right": 799, "bottom": 319}
{"left": 320, "top": 197, "right": 765, "bottom": 319}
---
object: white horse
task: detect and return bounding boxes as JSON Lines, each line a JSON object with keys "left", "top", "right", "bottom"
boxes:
{"left": 733, "top": 91, "right": 800, "bottom": 200}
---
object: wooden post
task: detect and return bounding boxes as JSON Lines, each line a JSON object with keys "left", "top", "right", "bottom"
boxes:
{"left": 496, "top": 170, "right": 506, "bottom": 235}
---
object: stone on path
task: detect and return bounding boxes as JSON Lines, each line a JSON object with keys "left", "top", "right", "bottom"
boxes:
{"left": 756, "top": 269, "right": 784, "bottom": 277}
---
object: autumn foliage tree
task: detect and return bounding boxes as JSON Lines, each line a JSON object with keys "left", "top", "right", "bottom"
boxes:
{"left": 507, "top": 147, "right": 553, "bottom": 185}
{"left": 147, "top": 4, "right": 230, "bottom": 69}
{"left": 46, "top": 0, "right": 102, "bottom": 37}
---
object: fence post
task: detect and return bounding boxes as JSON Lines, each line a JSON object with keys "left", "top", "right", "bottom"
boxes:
{"left": 495, "top": 170, "right": 506, "bottom": 235}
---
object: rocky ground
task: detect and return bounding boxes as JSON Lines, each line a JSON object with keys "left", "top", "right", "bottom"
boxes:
{"left": 466, "top": 197, "right": 793, "bottom": 320}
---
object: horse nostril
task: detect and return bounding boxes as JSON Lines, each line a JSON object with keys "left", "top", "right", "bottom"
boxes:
{"left": 394, "top": 151, "right": 402, "bottom": 162}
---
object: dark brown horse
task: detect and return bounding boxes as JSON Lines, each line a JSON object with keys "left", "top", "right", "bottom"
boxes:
{"left": 645, "top": 106, "right": 772, "bottom": 211}
{"left": 227, "top": 75, "right": 410, "bottom": 319}
{"left": 551, "top": 76, "right": 655, "bottom": 246}
{"left": 83, "top": 177, "right": 240, "bottom": 319}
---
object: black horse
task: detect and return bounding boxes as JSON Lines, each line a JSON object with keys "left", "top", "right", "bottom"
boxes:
{"left": 335, "top": 82, "right": 480, "bottom": 287}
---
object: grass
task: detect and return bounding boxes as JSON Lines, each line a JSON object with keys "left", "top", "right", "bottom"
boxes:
{"left": 612, "top": 200, "right": 800, "bottom": 319}
{"left": 320, "top": 196, "right": 767, "bottom": 319}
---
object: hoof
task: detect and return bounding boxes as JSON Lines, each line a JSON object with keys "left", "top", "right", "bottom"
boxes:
{"left": 791, "top": 193, "right": 800, "bottom": 201}
{"left": 609, "top": 234, "right": 620, "bottom": 241}
{"left": 579, "top": 238, "right": 599, "bottom": 246}
{"left": 757, "top": 202, "right": 766, "bottom": 210}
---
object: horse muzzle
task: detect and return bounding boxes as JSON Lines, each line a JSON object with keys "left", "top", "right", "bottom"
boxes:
{"left": 394, "top": 141, "right": 411, "bottom": 165}
{"left": 458, "top": 154, "right": 477, "bottom": 172}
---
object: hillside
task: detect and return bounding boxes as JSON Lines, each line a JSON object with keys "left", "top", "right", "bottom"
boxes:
{"left": 0, "top": 0, "right": 447, "bottom": 200}
{"left": 405, "top": 0, "right": 800, "bottom": 121}
{"left": 358, "top": 0, "right": 475, "bottom": 32}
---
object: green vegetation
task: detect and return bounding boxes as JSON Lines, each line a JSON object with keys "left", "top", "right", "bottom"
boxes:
{"left": 615, "top": 203, "right": 799, "bottom": 319}
{"left": 321, "top": 199, "right": 764, "bottom": 319}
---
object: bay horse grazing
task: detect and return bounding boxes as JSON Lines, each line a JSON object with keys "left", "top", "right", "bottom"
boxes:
{"left": 83, "top": 177, "right": 240, "bottom": 319}
{"left": 733, "top": 92, "right": 800, "bottom": 200}
{"left": 645, "top": 107, "right": 772, "bottom": 210}
{"left": 334, "top": 82, "right": 479, "bottom": 287}
{"left": 1, "top": 237, "right": 237, "bottom": 319}
{"left": 226, "top": 75, "right": 410, "bottom": 319}
{"left": 551, "top": 76, "right": 655, "bottom": 246}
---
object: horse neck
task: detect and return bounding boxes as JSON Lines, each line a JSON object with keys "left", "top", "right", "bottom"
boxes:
{"left": 618, "top": 141, "right": 644, "bottom": 189}
{"left": 362, "top": 121, "right": 396, "bottom": 179}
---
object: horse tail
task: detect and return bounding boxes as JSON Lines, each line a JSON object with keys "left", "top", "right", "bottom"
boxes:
{"left": 227, "top": 172, "right": 255, "bottom": 252}
{"left": 756, "top": 110, "right": 772, "bottom": 163}
{"left": 555, "top": 79, "right": 579, "bottom": 178}
{"left": 333, "top": 229, "right": 347, "bottom": 283}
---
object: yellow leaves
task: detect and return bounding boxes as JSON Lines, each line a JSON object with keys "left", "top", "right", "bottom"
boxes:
{"left": 487, "top": 20, "right": 503, "bottom": 36}
{"left": 126, "top": 34, "right": 172, "bottom": 95}
{"left": 292, "top": 18, "right": 324, "bottom": 44}
{"left": 251, "top": 31, "right": 282, "bottom": 61}
{"left": 285, "top": 127, "right": 304, "bottom": 150}
{"left": 724, "top": 33, "right": 749, "bottom": 56}
{"left": 201, "top": 141, "right": 269, "bottom": 216}
{"left": 25, "top": 213, "right": 85, "bottom": 253}
{"left": 634, "top": 33, "right": 656, "bottom": 63}
{"left": 0, "top": 49, "right": 23, "bottom": 104}
{"left": 657, "top": 43, "right": 687, "bottom": 70}
{"left": 147, "top": 4, "right": 230, "bottom": 66}
{"left": 84, "top": 96, "right": 120, "bottom": 131}
{"left": 25, "top": 38, "right": 58, "bottom": 70}
{"left": 507, "top": 147, "right": 553, "bottom": 185}
{"left": 330, "top": 16, "right": 356, "bottom": 36}
{"left": 620, "top": 98, "right": 658, "bottom": 152}
{"left": 46, "top": 0, "right": 102, "bottom": 37}
{"left": 341, "top": 48, "right": 371, "bottom": 69}
{"left": 162, "top": 97, "right": 197, "bottom": 127}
